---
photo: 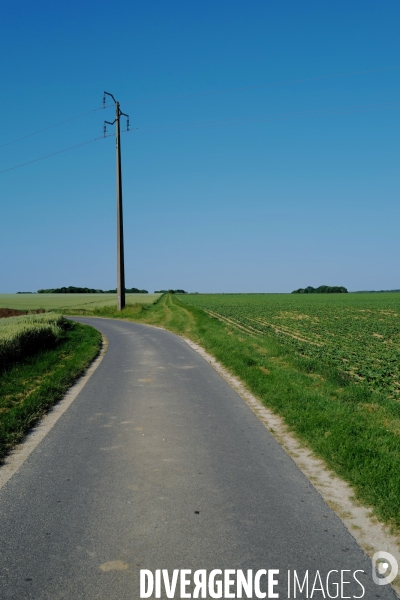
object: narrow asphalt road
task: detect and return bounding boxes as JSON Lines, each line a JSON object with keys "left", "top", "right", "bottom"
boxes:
{"left": 0, "top": 317, "right": 395, "bottom": 599}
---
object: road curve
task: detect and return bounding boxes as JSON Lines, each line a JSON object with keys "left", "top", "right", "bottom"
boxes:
{"left": 0, "top": 317, "right": 395, "bottom": 599}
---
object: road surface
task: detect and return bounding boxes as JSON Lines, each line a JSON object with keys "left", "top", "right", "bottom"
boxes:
{"left": 0, "top": 317, "right": 395, "bottom": 599}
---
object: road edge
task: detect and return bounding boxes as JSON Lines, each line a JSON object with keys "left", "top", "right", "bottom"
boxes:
{"left": 0, "top": 335, "right": 108, "bottom": 492}
{"left": 183, "top": 335, "right": 400, "bottom": 597}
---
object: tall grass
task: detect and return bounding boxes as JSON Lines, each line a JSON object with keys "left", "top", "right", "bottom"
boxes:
{"left": 0, "top": 321, "right": 101, "bottom": 459}
{"left": 0, "top": 313, "right": 66, "bottom": 368}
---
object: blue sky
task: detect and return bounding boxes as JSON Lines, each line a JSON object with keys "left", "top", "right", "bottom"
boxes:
{"left": 1, "top": 1, "right": 399, "bottom": 293}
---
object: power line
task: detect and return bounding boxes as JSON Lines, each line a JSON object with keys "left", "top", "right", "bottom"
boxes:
{"left": 2, "top": 100, "right": 399, "bottom": 175}
{"left": 0, "top": 133, "right": 113, "bottom": 175}
{"left": 0, "top": 105, "right": 114, "bottom": 149}
{"left": 127, "top": 65, "right": 400, "bottom": 105}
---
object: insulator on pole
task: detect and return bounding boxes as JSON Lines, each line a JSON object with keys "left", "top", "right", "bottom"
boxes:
{"left": 127, "top": 118, "right": 130, "bottom": 131}
{"left": 103, "top": 123, "right": 106, "bottom": 137}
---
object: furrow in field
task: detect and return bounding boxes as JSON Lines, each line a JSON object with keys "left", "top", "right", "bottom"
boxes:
{"left": 205, "top": 310, "right": 262, "bottom": 336}
{"left": 249, "top": 317, "right": 324, "bottom": 346}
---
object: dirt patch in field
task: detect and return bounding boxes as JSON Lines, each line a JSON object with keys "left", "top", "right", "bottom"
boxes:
{"left": 0, "top": 308, "right": 45, "bottom": 319}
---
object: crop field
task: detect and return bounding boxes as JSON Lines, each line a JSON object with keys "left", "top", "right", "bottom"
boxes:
{"left": 180, "top": 293, "right": 400, "bottom": 398}
{"left": 0, "top": 293, "right": 161, "bottom": 311}
{"left": 0, "top": 312, "right": 66, "bottom": 369}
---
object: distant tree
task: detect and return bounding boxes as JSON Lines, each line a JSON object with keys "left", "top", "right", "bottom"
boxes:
{"left": 37, "top": 286, "right": 148, "bottom": 294}
{"left": 154, "top": 289, "right": 187, "bottom": 294}
{"left": 125, "top": 287, "right": 148, "bottom": 294}
{"left": 292, "top": 285, "right": 348, "bottom": 294}
{"left": 37, "top": 286, "right": 100, "bottom": 294}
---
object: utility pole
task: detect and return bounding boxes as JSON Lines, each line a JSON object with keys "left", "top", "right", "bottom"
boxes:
{"left": 103, "top": 92, "right": 130, "bottom": 311}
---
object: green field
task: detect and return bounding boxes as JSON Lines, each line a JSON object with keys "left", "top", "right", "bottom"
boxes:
{"left": 0, "top": 293, "right": 161, "bottom": 311}
{"left": 179, "top": 293, "right": 400, "bottom": 398}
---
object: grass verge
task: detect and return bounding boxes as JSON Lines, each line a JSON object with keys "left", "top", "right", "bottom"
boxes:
{"left": 0, "top": 321, "right": 101, "bottom": 461}
{"left": 65, "top": 295, "right": 400, "bottom": 531}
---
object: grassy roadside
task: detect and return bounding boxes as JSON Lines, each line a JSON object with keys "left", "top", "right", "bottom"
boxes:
{"left": 0, "top": 322, "right": 101, "bottom": 461}
{"left": 65, "top": 295, "right": 400, "bottom": 530}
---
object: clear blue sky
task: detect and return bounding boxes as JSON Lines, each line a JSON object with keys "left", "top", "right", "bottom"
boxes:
{"left": 1, "top": 1, "right": 399, "bottom": 293}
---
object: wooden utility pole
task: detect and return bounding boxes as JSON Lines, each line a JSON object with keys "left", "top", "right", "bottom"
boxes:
{"left": 115, "top": 101, "right": 125, "bottom": 310}
{"left": 104, "top": 92, "right": 129, "bottom": 311}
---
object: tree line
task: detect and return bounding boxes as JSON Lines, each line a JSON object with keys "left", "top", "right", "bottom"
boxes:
{"left": 292, "top": 285, "right": 348, "bottom": 294}
{"left": 35, "top": 286, "right": 148, "bottom": 294}
{"left": 154, "top": 289, "right": 187, "bottom": 294}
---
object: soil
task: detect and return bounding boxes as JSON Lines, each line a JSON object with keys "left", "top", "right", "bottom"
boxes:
{"left": 0, "top": 308, "right": 45, "bottom": 319}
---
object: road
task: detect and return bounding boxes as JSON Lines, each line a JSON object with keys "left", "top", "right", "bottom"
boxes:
{"left": 0, "top": 317, "right": 395, "bottom": 599}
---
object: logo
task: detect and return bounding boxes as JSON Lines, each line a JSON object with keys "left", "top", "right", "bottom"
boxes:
{"left": 372, "top": 551, "right": 398, "bottom": 586}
